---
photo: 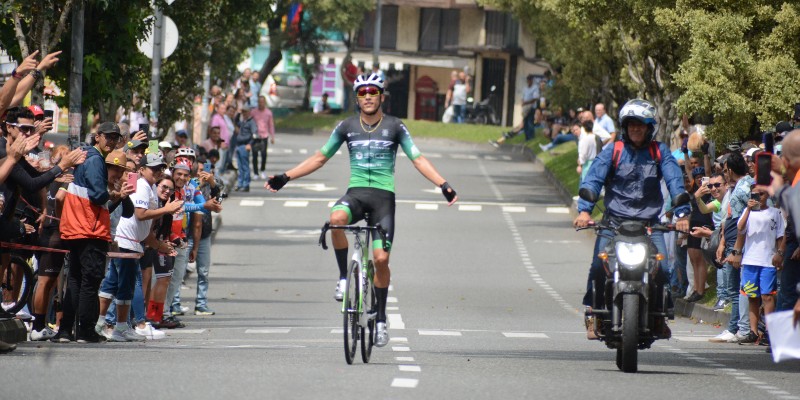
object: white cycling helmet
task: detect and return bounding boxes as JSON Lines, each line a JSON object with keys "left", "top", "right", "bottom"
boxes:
{"left": 353, "top": 73, "right": 384, "bottom": 91}
{"left": 618, "top": 99, "right": 658, "bottom": 143}
{"left": 175, "top": 146, "right": 196, "bottom": 159}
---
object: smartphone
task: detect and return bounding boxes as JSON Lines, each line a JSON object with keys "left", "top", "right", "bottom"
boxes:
{"left": 126, "top": 172, "right": 139, "bottom": 192}
{"left": 44, "top": 109, "right": 54, "bottom": 119}
{"left": 204, "top": 161, "right": 212, "bottom": 171}
{"left": 701, "top": 177, "right": 709, "bottom": 186}
{"left": 148, "top": 140, "right": 159, "bottom": 155}
{"left": 763, "top": 131, "right": 775, "bottom": 154}
{"left": 756, "top": 152, "right": 772, "bottom": 186}
{"left": 139, "top": 124, "right": 150, "bottom": 136}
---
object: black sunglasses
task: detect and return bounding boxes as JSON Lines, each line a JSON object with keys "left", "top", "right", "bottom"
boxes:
{"left": 707, "top": 183, "right": 723, "bottom": 188}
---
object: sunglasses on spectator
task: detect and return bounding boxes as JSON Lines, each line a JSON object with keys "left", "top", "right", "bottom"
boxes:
{"left": 707, "top": 183, "right": 723, "bottom": 188}
{"left": 7, "top": 123, "right": 36, "bottom": 134}
{"left": 357, "top": 87, "right": 381, "bottom": 98}
{"left": 102, "top": 132, "right": 122, "bottom": 142}
{"left": 158, "top": 184, "right": 175, "bottom": 192}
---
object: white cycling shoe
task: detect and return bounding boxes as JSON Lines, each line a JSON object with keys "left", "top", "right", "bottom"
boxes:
{"left": 375, "top": 322, "right": 389, "bottom": 347}
{"left": 334, "top": 279, "right": 346, "bottom": 302}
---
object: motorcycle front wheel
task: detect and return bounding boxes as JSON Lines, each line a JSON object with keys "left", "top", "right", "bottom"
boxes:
{"left": 619, "top": 294, "right": 639, "bottom": 373}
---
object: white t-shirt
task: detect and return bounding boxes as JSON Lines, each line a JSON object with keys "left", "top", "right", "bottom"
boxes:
{"left": 593, "top": 124, "right": 611, "bottom": 142}
{"left": 522, "top": 83, "right": 539, "bottom": 103}
{"left": 578, "top": 128, "right": 597, "bottom": 165}
{"left": 452, "top": 81, "right": 467, "bottom": 106}
{"left": 115, "top": 178, "right": 158, "bottom": 253}
{"left": 741, "top": 207, "right": 785, "bottom": 267}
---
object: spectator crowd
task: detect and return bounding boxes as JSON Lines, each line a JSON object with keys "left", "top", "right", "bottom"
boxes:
{"left": 0, "top": 53, "right": 284, "bottom": 352}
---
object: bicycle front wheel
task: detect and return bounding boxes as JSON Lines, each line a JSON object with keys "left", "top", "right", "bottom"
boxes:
{"left": 361, "top": 261, "right": 377, "bottom": 363}
{"left": 1, "top": 256, "right": 35, "bottom": 316}
{"left": 343, "top": 260, "right": 359, "bottom": 364}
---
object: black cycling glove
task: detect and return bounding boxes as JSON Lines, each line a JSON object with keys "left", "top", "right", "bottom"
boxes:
{"left": 268, "top": 173, "right": 290, "bottom": 191}
{"left": 441, "top": 182, "right": 456, "bottom": 203}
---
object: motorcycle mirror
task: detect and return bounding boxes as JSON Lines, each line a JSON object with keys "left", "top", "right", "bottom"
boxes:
{"left": 672, "top": 192, "right": 691, "bottom": 207}
{"left": 490, "top": 85, "right": 497, "bottom": 92}
{"left": 578, "top": 188, "right": 599, "bottom": 203}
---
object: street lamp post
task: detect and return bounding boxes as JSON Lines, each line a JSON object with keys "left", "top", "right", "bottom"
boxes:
{"left": 372, "top": 0, "right": 382, "bottom": 67}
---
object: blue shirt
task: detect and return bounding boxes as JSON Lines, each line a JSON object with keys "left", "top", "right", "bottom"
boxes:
{"left": 595, "top": 114, "right": 616, "bottom": 134}
{"left": 578, "top": 141, "right": 689, "bottom": 221}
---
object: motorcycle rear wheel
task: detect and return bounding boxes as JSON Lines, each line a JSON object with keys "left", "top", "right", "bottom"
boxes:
{"left": 620, "top": 294, "right": 639, "bottom": 373}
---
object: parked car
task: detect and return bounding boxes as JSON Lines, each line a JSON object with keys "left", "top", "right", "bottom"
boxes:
{"left": 260, "top": 72, "right": 306, "bottom": 109}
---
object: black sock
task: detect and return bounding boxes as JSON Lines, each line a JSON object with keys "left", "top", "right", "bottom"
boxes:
{"left": 375, "top": 287, "right": 388, "bottom": 323}
{"left": 32, "top": 313, "right": 46, "bottom": 332}
{"left": 335, "top": 248, "right": 348, "bottom": 279}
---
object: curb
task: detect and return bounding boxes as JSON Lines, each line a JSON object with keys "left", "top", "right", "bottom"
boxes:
{"left": 674, "top": 298, "right": 731, "bottom": 325}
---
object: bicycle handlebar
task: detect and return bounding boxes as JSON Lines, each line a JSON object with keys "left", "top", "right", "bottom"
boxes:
{"left": 319, "top": 222, "right": 390, "bottom": 251}
{"left": 575, "top": 222, "right": 688, "bottom": 235}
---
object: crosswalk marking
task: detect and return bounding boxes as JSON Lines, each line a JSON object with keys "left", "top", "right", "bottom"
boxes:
{"left": 392, "top": 346, "right": 411, "bottom": 352}
{"left": 415, "top": 203, "right": 439, "bottom": 211}
{"left": 502, "top": 332, "right": 549, "bottom": 338}
{"left": 387, "top": 297, "right": 398, "bottom": 303}
{"left": 395, "top": 356, "right": 415, "bottom": 362}
{"left": 390, "top": 337, "right": 408, "bottom": 343}
{"left": 283, "top": 201, "right": 309, "bottom": 207}
{"left": 240, "top": 200, "right": 264, "bottom": 207}
{"left": 458, "top": 205, "right": 482, "bottom": 211}
{"left": 391, "top": 378, "right": 418, "bottom": 388}
{"left": 388, "top": 313, "right": 405, "bottom": 329}
{"left": 502, "top": 206, "right": 526, "bottom": 213}
{"left": 399, "top": 365, "right": 421, "bottom": 372}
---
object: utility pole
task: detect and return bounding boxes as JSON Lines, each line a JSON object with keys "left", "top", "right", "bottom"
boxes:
{"left": 372, "top": 0, "right": 382, "bottom": 67}
{"left": 149, "top": 6, "right": 164, "bottom": 138}
{"left": 68, "top": 0, "right": 84, "bottom": 149}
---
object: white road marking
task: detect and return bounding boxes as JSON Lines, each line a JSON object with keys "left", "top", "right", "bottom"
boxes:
{"left": 501, "top": 155, "right": 512, "bottom": 160}
{"left": 283, "top": 149, "right": 293, "bottom": 153}
{"left": 388, "top": 313, "right": 405, "bottom": 329}
{"left": 387, "top": 297, "right": 398, "bottom": 303}
{"left": 390, "top": 337, "right": 408, "bottom": 343}
{"left": 167, "top": 329, "right": 206, "bottom": 334}
{"left": 451, "top": 154, "right": 478, "bottom": 160}
{"left": 546, "top": 207, "right": 570, "bottom": 214}
{"left": 391, "top": 378, "right": 418, "bottom": 388}
{"left": 532, "top": 239, "right": 581, "bottom": 244}
{"left": 484, "top": 155, "right": 496, "bottom": 160}
{"left": 388, "top": 284, "right": 394, "bottom": 291}
{"left": 502, "top": 206, "right": 526, "bottom": 213}
{"left": 245, "top": 328, "right": 291, "bottom": 334}
{"left": 399, "top": 365, "right": 422, "bottom": 372}
{"left": 336, "top": 150, "right": 342, "bottom": 155}
{"left": 426, "top": 153, "right": 442, "bottom": 158}
{"left": 392, "top": 346, "right": 411, "bottom": 352}
{"left": 673, "top": 336, "right": 717, "bottom": 342}
{"left": 418, "top": 330, "right": 462, "bottom": 336}
{"left": 386, "top": 306, "right": 399, "bottom": 311}
{"left": 284, "top": 201, "right": 309, "bottom": 207}
{"left": 395, "top": 356, "right": 415, "bottom": 362}
{"left": 299, "top": 149, "right": 308, "bottom": 154}
{"left": 330, "top": 328, "right": 343, "bottom": 334}
{"left": 240, "top": 200, "right": 264, "bottom": 207}
{"left": 327, "top": 201, "right": 336, "bottom": 207}
{"left": 477, "top": 158, "right": 504, "bottom": 201}
{"left": 458, "top": 205, "right": 482, "bottom": 212}
{"left": 415, "top": 203, "right": 439, "bottom": 210}
{"left": 502, "top": 332, "right": 549, "bottom": 338}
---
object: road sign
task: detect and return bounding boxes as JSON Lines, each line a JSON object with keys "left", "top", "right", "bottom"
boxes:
{"left": 137, "top": 15, "right": 179, "bottom": 59}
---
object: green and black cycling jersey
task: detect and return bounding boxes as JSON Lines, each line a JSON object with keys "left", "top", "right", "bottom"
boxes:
{"left": 320, "top": 115, "right": 422, "bottom": 193}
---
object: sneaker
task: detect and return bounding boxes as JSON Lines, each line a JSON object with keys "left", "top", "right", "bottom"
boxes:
{"left": 334, "top": 279, "right": 346, "bottom": 302}
{"left": 488, "top": 139, "right": 500, "bottom": 148}
{"left": 162, "top": 316, "right": 186, "bottom": 329}
{"left": 737, "top": 330, "right": 759, "bottom": 345}
{"left": 260, "top": 172, "right": 267, "bottom": 180}
{"left": 50, "top": 330, "right": 74, "bottom": 343}
{"left": 30, "top": 326, "right": 57, "bottom": 341}
{"left": 95, "top": 323, "right": 113, "bottom": 339}
{"left": 242, "top": 187, "right": 250, "bottom": 192}
{"left": 186, "top": 262, "right": 197, "bottom": 273}
{"left": 709, "top": 330, "right": 736, "bottom": 343}
{"left": 152, "top": 317, "right": 179, "bottom": 330}
{"left": 109, "top": 327, "right": 146, "bottom": 342}
{"left": 251, "top": 173, "right": 258, "bottom": 180}
{"left": 758, "top": 332, "right": 770, "bottom": 347}
{"left": 76, "top": 331, "right": 106, "bottom": 343}
{"left": 538, "top": 143, "right": 550, "bottom": 152}
{"left": 653, "top": 318, "right": 672, "bottom": 339}
{"left": 15, "top": 309, "right": 32, "bottom": 320}
{"left": 171, "top": 306, "right": 188, "bottom": 316}
{"left": 712, "top": 299, "right": 727, "bottom": 311}
{"left": 727, "top": 332, "right": 747, "bottom": 343}
{"left": 686, "top": 291, "right": 703, "bottom": 303}
{"left": 135, "top": 324, "right": 165, "bottom": 340}
{"left": 375, "top": 322, "right": 389, "bottom": 347}
{"left": 194, "top": 306, "right": 216, "bottom": 316}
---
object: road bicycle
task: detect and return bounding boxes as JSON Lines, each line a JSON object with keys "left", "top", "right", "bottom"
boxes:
{"left": 319, "top": 220, "right": 389, "bottom": 365}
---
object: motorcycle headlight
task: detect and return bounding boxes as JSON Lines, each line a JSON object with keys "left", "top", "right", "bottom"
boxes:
{"left": 615, "top": 242, "right": 647, "bottom": 268}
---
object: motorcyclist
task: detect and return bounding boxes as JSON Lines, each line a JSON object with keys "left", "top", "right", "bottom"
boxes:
{"left": 573, "top": 99, "right": 690, "bottom": 340}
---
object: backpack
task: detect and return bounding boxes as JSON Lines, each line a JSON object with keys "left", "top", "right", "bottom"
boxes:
{"left": 607, "top": 140, "right": 662, "bottom": 181}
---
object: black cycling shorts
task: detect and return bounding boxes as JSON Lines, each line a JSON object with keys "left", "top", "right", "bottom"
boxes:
{"left": 139, "top": 248, "right": 156, "bottom": 271}
{"left": 331, "top": 187, "right": 395, "bottom": 251}
{"left": 152, "top": 250, "right": 175, "bottom": 279}
{"left": 36, "top": 227, "right": 66, "bottom": 277}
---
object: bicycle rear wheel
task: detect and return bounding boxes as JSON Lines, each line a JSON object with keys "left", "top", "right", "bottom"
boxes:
{"left": 1, "top": 256, "right": 35, "bottom": 316}
{"left": 361, "top": 261, "right": 377, "bottom": 363}
{"left": 343, "top": 260, "right": 359, "bottom": 364}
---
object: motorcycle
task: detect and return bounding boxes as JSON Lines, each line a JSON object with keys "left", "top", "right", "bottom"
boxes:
{"left": 577, "top": 189, "right": 690, "bottom": 373}
{"left": 465, "top": 85, "right": 499, "bottom": 125}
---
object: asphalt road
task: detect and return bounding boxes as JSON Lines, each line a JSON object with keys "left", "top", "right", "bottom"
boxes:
{"left": 2, "top": 131, "right": 799, "bottom": 399}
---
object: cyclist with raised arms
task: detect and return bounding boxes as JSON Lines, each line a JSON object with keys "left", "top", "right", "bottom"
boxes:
{"left": 266, "top": 73, "right": 458, "bottom": 347}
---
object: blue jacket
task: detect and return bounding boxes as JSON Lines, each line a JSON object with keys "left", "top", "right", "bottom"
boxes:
{"left": 578, "top": 140, "right": 689, "bottom": 221}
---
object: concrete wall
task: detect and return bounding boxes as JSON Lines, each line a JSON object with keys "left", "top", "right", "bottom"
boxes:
{"left": 397, "top": 6, "right": 420, "bottom": 52}
{"left": 517, "top": 25, "right": 537, "bottom": 58}
{"left": 458, "top": 8, "right": 483, "bottom": 49}
{"left": 417, "top": 66, "right": 455, "bottom": 95}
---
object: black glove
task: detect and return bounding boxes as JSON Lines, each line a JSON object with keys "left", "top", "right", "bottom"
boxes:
{"left": 681, "top": 137, "right": 689, "bottom": 154}
{"left": 268, "top": 173, "right": 290, "bottom": 191}
{"left": 441, "top": 182, "right": 456, "bottom": 203}
{"left": 700, "top": 140, "right": 710, "bottom": 155}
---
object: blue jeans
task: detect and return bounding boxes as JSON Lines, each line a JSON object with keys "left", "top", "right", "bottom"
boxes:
{"left": 191, "top": 237, "right": 212, "bottom": 309}
{"left": 105, "top": 264, "right": 146, "bottom": 325}
{"left": 235, "top": 145, "right": 251, "bottom": 188}
{"left": 778, "top": 241, "right": 800, "bottom": 311}
{"left": 551, "top": 133, "right": 577, "bottom": 146}
{"left": 671, "top": 239, "right": 689, "bottom": 295}
{"left": 522, "top": 108, "right": 536, "bottom": 140}
{"left": 582, "top": 225, "right": 671, "bottom": 310}
{"left": 452, "top": 105, "right": 465, "bottom": 123}
{"left": 99, "top": 253, "right": 138, "bottom": 305}
{"left": 165, "top": 246, "right": 189, "bottom": 316}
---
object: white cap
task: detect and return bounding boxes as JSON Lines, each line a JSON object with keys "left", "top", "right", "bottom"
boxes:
{"left": 745, "top": 148, "right": 759, "bottom": 158}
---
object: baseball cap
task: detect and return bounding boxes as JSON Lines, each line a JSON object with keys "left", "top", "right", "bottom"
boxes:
{"left": 143, "top": 153, "right": 166, "bottom": 167}
{"left": 105, "top": 150, "right": 131, "bottom": 170}
{"left": 97, "top": 122, "right": 121, "bottom": 135}
{"left": 159, "top": 141, "right": 172, "bottom": 150}
{"left": 176, "top": 130, "right": 188, "bottom": 137}
{"left": 28, "top": 105, "right": 44, "bottom": 117}
{"left": 745, "top": 148, "right": 759, "bottom": 159}
{"left": 172, "top": 161, "right": 191, "bottom": 171}
{"left": 123, "top": 140, "right": 147, "bottom": 151}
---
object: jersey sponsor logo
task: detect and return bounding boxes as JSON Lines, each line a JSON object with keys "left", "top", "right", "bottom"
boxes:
{"left": 349, "top": 139, "right": 394, "bottom": 148}
{"left": 346, "top": 132, "right": 361, "bottom": 138}
{"left": 382, "top": 129, "right": 389, "bottom": 137}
